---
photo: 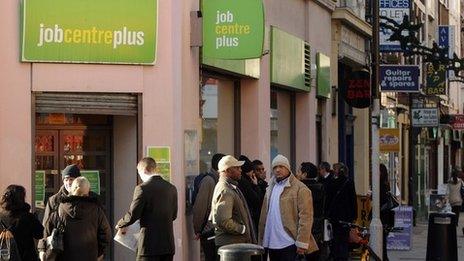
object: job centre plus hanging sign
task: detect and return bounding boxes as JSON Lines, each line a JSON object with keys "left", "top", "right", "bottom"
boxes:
{"left": 202, "top": 0, "right": 264, "bottom": 59}
{"left": 21, "top": 0, "right": 157, "bottom": 64}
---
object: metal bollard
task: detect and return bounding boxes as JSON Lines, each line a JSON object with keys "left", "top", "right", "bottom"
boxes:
{"left": 425, "top": 212, "right": 457, "bottom": 261}
{"left": 218, "top": 243, "right": 264, "bottom": 261}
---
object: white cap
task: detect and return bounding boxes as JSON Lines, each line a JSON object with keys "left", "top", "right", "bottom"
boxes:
{"left": 272, "top": 154, "right": 291, "bottom": 172}
{"left": 218, "top": 155, "right": 245, "bottom": 173}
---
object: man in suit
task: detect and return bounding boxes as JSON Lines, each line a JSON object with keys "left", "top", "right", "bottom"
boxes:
{"left": 116, "top": 157, "right": 178, "bottom": 261}
{"left": 210, "top": 155, "right": 256, "bottom": 251}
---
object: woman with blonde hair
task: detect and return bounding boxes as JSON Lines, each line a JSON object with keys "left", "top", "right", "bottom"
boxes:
{"left": 39, "top": 177, "right": 111, "bottom": 261}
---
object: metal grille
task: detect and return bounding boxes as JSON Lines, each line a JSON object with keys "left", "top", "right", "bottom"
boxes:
{"left": 35, "top": 92, "right": 138, "bottom": 116}
{"left": 304, "top": 42, "right": 311, "bottom": 88}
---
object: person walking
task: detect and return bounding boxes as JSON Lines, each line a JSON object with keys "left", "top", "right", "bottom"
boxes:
{"left": 0, "top": 185, "right": 43, "bottom": 261}
{"left": 379, "top": 164, "right": 395, "bottom": 261}
{"left": 210, "top": 155, "right": 256, "bottom": 252}
{"left": 39, "top": 177, "right": 111, "bottom": 261}
{"left": 42, "top": 164, "right": 100, "bottom": 226}
{"left": 298, "top": 162, "right": 325, "bottom": 260}
{"left": 237, "top": 155, "right": 265, "bottom": 232}
{"left": 116, "top": 157, "right": 178, "bottom": 261}
{"left": 448, "top": 169, "right": 463, "bottom": 226}
{"left": 259, "top": 155, "right": 318, "bottom": 260}
{"left": 192, "top": 153, "right": 224, "bottom": 261}
{"left": 327, "top": 162, "right": 357, "bottom": 261}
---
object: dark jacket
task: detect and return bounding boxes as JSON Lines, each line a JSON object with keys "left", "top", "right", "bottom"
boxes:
{"left": 0, "top": 203, "right": 43, "bottom": 261}
{"left": 42, "top": 185, "right": 101, "bottom": 227}
{"left": 326, "top": 175, "right": 357, "bottom": 223}
{"left": 380, "top": 182, "right": 395, "bottom": 227}
{"left": 41, "top": 196, "right": 111, "bottom": 261}
{"left": 302, "top": 178, "right": 325, "bottom": 244}
{"left": 237, "top": 174, "right": 264, "bottom": 231}
{"left": 117, "top": 176, "right": 178, "bottom": 257}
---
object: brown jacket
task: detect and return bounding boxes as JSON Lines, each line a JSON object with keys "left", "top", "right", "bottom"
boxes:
{"left": 259, "top": 174, "right": 318, "bottom": 253}
{"left": 211, "top": 176, "right": 256, "bottom": 246}
{"left": 192, "top": 172, "right": 217, "bottom": 234}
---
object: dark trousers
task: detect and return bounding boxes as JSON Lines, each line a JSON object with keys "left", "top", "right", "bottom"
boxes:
{"left": 137, "top": 254, "right": 173, "bottom": 261}
{"left": 265, "top": 245, "right": 297, "bottom": 261}
{"left": 452, "top": 206, "right": 461, "bottom": 225}
{"left": 383, "top": 228, "right": 389, "bottom": 261}
{"left": 330, "top": 223, "right": 349, "bottom": 261}
{"left": 200, "top": 237, "right": 216, "bottom": 261}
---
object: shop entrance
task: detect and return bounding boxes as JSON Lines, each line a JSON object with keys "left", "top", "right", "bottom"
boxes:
{"left": 34, "top": 114, "right": 112, "bottom": 219}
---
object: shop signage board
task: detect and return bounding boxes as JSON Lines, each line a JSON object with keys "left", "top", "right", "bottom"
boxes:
{"left": 425, "top": 63, "right": 447, "bottom": 95}
{"left": 450, "top": 114, "right": 464, "bottom": 129}
{"left": 380, "top": 65, "right": 419, "bottom": 92}
{"left": 21, "top": 0, "right": 157, "bottom": 64}
{"left": 411, "top": 108, "right": 439, "bottom": 127}
{"left": 437, "top": 25, "right": 455, "bottom": 59}
{"left": 35, "top": 170, "right": 45, "bottom": 208}
{"left": 317, "top": 53, "right": 331, "bottom": 98}
{"left": 380, "top": 0, "right": 411, "bottom": 52}
{"left": 342, "top": 70, "right": 371, "bottom": 108}
{"left": 81, "top": 170, "right": 100, "bottom": 195}
{"left": 147, "top": 146, "right": 171, "bottom": 182}
{"left": 202, "top": 0, "right": 264, "bottom": 59}
{"left": 379, "top": 128, "right": 400, "bottom": 152}
{"left": 387, "top": 206, "right": 413, "bottom": 250}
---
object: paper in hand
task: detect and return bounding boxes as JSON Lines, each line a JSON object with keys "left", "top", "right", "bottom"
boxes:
{"left": 114, "top": 220, "right": 140, "bottom": 252}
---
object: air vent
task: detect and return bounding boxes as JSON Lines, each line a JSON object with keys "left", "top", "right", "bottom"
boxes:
{"left": 304, "top": 42, "right": 311, "bottom": 88}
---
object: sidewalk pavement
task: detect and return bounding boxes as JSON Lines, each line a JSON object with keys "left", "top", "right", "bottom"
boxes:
{"left": 388, "top": 214, "right": 464, "bottom": 260}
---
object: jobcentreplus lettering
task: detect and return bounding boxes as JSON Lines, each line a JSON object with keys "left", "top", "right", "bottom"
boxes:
{"left": 37, "top": 24, "right": 145, "bottom": 49}
{"left": 215, "top": 11, "right": 251, "bottom": 49}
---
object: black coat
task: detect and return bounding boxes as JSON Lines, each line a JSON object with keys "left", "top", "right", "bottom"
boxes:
{"left": 326, "top": 175, "right": 358, "bottom": 223}
{"left": 380, "top": 182, "right": 395, "bottom": 227}
{"left": 41, "top": 196, "right": 111, "bottom": 261}
{"left": 237, "top": 174, "right": 264, "bottom": 231}
{"left": 117, "top": 176, "right": 178, "bottom": 257}
{"left": 301, "top": 178, "right": 325, "bottom": 244}
{"left": 0, "top": 204, "right": 43, "bottom": 261}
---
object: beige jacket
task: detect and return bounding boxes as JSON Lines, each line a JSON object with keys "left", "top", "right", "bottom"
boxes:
{"left": 259, "top": 174, "right": 319, "bottom": 253}
{"left": 448, "top": 178, "right": 463, "bottom": 206}
{"left": 211, "top": 176, "right": 256, "bottom": 246}
{"left": 192, "top": 173, "right": 217, "bottom": 233}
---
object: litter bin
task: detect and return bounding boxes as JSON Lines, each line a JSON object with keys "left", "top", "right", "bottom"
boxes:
{"left": 218, "top": 243, "right": 264, "bottom": 261}
{"left": 426, "top": 212, "right": 457, "bottom": 261}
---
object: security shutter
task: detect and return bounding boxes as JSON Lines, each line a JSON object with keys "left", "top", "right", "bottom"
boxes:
{"left": 35, "top": 92, "right": 138, "bottom": 116}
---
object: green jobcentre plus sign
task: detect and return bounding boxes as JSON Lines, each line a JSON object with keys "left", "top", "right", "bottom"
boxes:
{"left": 21, "top": 0, "right": 157, "bottom": 64}
{"left": 202, "top": 0, "right": 264, "bottom": 59}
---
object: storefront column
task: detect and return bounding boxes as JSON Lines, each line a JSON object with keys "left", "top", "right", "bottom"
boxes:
{"left": 241, "top": 56, "right": 271, "bottom": 170}
{"left": 438, "top": 136, "right": 444, "bottom": 187}
{"left": 295, "top": 92, "right": 317, "bottom": 165}
{"left": 353, "top": 108, "right": 370, "bottom": 195}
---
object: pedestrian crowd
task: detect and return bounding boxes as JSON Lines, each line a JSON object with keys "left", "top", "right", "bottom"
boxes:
{"left": 2, "top": 153, "right": 461, "bottom": 261}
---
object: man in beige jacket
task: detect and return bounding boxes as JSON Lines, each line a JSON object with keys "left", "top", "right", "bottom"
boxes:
{"left": 259, "top": 154, "right": 318, "bottom": 260}
{"left": 210, "top": 155, "right": 257, "bottom": 250}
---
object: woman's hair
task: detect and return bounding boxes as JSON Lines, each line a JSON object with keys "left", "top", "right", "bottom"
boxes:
{"left": 71, "top": 177, "right": 91, "bottom": 196}
{"left": 379, "top": 163, "right": 391, "bottom": 190}
{"left": 451, "top": 169, "right": 459, "bottom": 184}
{"left": 0, "top": 185, "right": 26, "bottom": 213}
{"left": 300, "top": 162, "right": 318, "bottom": 179}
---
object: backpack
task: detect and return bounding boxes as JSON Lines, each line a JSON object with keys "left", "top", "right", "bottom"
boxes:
{"left": 192, "top": 172, "right": 217, "bottom": 205}
{"left": 0, "top": 220, "right": 22, "bottom": 261}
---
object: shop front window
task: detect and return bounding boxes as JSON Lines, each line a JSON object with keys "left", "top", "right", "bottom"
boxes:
{"left": 200, "top": 77, "right": 236, "bottom": 172}
{"left": 270, "top": 89, "right": 292, "bottom": 164}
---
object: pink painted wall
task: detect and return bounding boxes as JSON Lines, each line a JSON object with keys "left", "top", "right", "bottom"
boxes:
{"left": 0, "top": 0, "right": 32, "bottom": 198}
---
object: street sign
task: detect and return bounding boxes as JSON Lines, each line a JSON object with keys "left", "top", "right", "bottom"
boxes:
{"left": 342, "top": 70, "right": 371, "bottom": 108}
{"left": 380, "top": 65, "right": 419, "bottom": 92}
{"left": 411, "top": 108, "right": 439, "bottom": 127}
{"left": 380, "top": 0, "right": 411, "bottom": 52}
{"left": 425, "top": 63, "right": 447, "bottom": 95}
{"left": 437, "top": 25, "right": 456, "bottom": 78}
{"left": 379, "top": 128, "right": 400, "bottom": 152}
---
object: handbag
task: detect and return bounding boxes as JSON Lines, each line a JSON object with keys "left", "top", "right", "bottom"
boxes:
{"left": 45, "top": 210, "right": 66, "bottom": 258}
{"left": 381, "top": 192, "right": 399, "bottom": 212}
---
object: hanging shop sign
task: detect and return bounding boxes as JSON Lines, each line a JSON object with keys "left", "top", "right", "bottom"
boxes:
{"left": 380, "top": 0, "right": 411, "bottom": 52}
{"left": 21, "top": 0, "right": 157, "bottom": 64}
{"left": 450, "top": 114, "right": 464, "bottom": 130}
{"left": 147, "top": 146, "right": 171, "bottom": 182}
{"left": 81, "top": 170, "right": 101, "bottom": 195}
{"left": 379, "top": 128, "right": 400, "bottom": 152}
{"left": 342, "top": 70, "right": 371, "bottom": 108}
{"left": 425, "top": 63, "right": 447, "bottom": 95}
{"left": 202, "top": 0, "right": 264, "bottom": 59}
{"left": 317, "top": 53, "right": 331, "bottom": 98}
{"left": 380, "top": 65, "right": 419, "bottom": 92}
{"left": 35, "top": 170, "right": 45, "bottom": 208}
{"left": 411, "top": 108, "right": 439, "bottom": 127}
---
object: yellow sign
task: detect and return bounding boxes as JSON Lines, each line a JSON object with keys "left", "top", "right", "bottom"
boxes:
{"left": 356, "top": 195, "right": 372, "bottom": 227}
{"left": 379, "top": 128, "right": 400, "bottom": 152}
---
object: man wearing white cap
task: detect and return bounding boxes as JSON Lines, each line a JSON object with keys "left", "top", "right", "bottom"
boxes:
{"left": 259, "top": 154, "right": 319, "bottom": 260}
{"left": 210, "top": 155, "right": 257, "bottom": 250}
